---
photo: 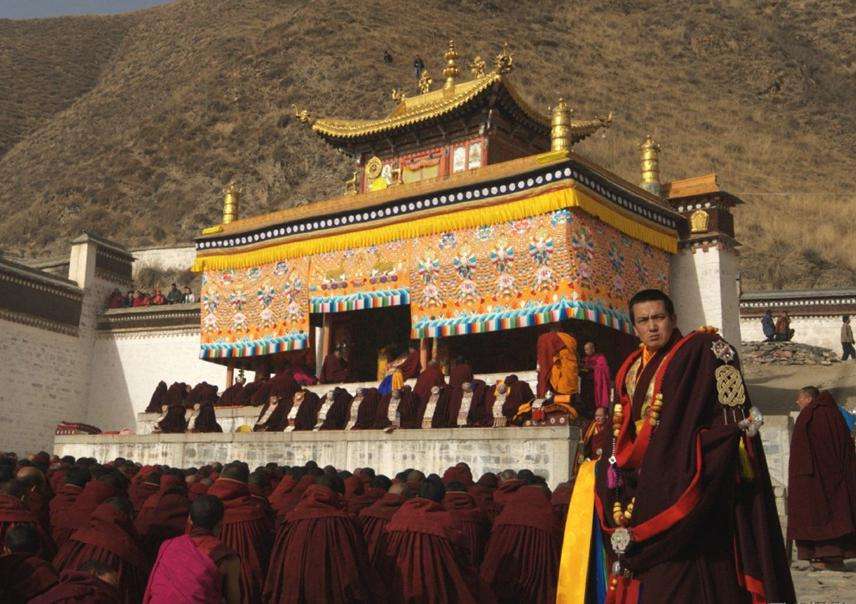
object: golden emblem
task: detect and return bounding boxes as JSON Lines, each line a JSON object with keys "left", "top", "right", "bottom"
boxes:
{"left": 715, "top": 365, "right": 746, "bottom": 408}
{"left": 690, "top": 209, "right": 710, "bottom": 233}
{"left": 418, "top": 70, "right": 433, "bottom": 94}
{"left": 365, "top": 156, "right": 383, "bottom": 179}
{"left": 470, "top": 55, "right": 486, "bottom": 78}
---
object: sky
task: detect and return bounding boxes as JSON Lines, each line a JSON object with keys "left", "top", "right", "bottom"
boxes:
{"left": 0, "top": 0, "right": 172, "bottom": 19}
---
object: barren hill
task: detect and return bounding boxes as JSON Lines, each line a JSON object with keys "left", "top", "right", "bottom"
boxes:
{"left": 1, "top": 0, "right": 854, "bottom": 290}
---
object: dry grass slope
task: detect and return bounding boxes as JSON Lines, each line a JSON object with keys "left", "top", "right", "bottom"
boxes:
{"left": 0, "top": 0, "right": 853, "bottom": 291}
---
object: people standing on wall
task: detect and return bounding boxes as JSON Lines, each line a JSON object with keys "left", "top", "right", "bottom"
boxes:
{"left": 842, "top": 316, "right": 855, "bottom": 361}
{"left": 761, "top": 309, "right": 775, "bottom": 341}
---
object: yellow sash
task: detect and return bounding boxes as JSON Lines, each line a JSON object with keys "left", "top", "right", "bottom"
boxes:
{"left": 556, "top": 459, "right": 597, "bottom": 604}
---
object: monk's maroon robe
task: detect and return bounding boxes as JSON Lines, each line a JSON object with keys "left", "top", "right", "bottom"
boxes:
{"left": 412, "top": 364, "right": 447, "bottom": 405}
{"left": 356, "top": 492, "right": 406, "bottom": 565}
{"left": 375, "top": 387, "right": 414, "bottom": 429}
{"left": 264, "top": 485, "right": 384, "bottom": 603}
{"left": 207, "top": 478, "right": 272, "bottom": 603}
{"left": 318, "top": 387, "right": 354, "bottom": 430}
{"left": 28, "top": 568, "right": 120, "bottom": 604}
{"left": 788, "top": 390, "right": 856, "bottom": 560}
{"left": 144, "top": 381, "right": 168, "bottom": 413}
{"left": 350, "top": 388, "right": 381, "bottom": 429}
{"left": 49, "top": 484, "right": 82, "bottom": 545}
{"left": 191, "top": 403, "right": 223, "bottom": 432}
{"left": 319, "top": 353, "right": 349, "bottom": 384}
{"left": 480, "top": 482, "right": 559, "bottom": 603}
{"left": 592, "top": 330, "right": 795, "bottom": 603}
{"left": 382, "top": 497, "right": 477, "bottom": 603}
{"left": 0, "top": 494, "right": 56, "bottom": 559}
{"left": 134, "top": 475, "right": 190, "bottom": 559}
{"left": 291, "top": 390, "right": 322, "bottom": 430}
{"left": 53, "top": 503, "right": 149, "bottom": 604}
{"left": 449, "top": 362, "right": 474, "bottom": 389}
{"left": 550, "top": 481, "right": 572, "bottom": 528}
{"left": 0, "top": 553, "right": 58, "bottom": 601}
{"left": 442, "top": 491, "right": 490, "bottom": 568}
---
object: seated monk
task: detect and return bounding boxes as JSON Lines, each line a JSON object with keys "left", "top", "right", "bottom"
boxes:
{"left": 446, "top": 379, "right": 488, "bottom": 428}
{"left": 480, "top": 476, "right": 560, "bottom": 604}
{"left": 469, "top": 472, "right": 499, "bottom": 522}
{"left": 264, "top": 475, "right": 385, "bottom": 603}
{"left": 316, "top": 387, "right": 353, "bottom": 430}
{"left": 374, "top": 387, "right": 413, "bottom": 430}
{"left": 269, "top": 467, "right": 318, "bottom": 522}
{"left": 253, "top": 394, "right": 288, "bottom": 432}
{"left": 29, "top": 559, "right": 120, "bottom": 604}
{"left": 356, "top": 481, "right": 409, "bottom": 566}
{"left": 49, "top": 467, "right": 89, "bottom": 545}
{"left": 129, "top": 468, "right": 160, "bottom": 515}
{"left": 247, "top": 379, "right": 271, "bottom": 406}
{"left": 189, "top": 402, "right": 223, "bottom": 433}
{"left": 449, "top": 356, "right": 474, "bottom": 389}
{"left": 134, "top": 469, "right": 190, "bottom": 559}
{"left": 207, "top": 462, "right": 273, "bottom": 603}
{"left": 18, "top": 466, "right": 52, "bottom": 535}
{"left": 53, "top": 471, "right": 125, "bottom": 549}
{"left": 143, "top": 495, "right": 241, "bottom": 604}
{"left": 53, "top": 497, "right": 149, "bottom": 604}
{"left": 550, "top": 481, "right": 572, "bottom": 529}
{"left": 535, "top": 327, "right": 579, "bottom": 407}
{"left": 378, "top": 344, "right": 421, "bottom": 396}
{"left": 289, "top": 390, "right": 323, "bottom": 431}
{"left": 218, "top": 373, "right": 246, "bottom": 406}
{"left": 413, "top": 360, "right": 447, "bottom": 404}
{"left": 442, "top": 481, "right": 490, "bottom": 568}
{"left": 347, "top": 388, "right": 381, "bottom": 430}
{"left": 153, "top": 404, "right": 187, "bottom": 433}
{"left": 0, "top": 524, "right": 58, "bottom": 601}
{"left": 476, "top": 376, "right": 535, "bottom": 427}
{"left": 381, "top": 479, "right": 477, "bottom": 602}
{"left": 144, "top": 381, "right": 168, "bottom": 413}
{"left": 319, "top": 344, "right": 349, "bottom": 384}
{"left": 0, "top": 476, "right": 55, "bottom": 559}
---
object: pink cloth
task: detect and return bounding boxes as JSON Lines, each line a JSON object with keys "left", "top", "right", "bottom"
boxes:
{"left": 143, "top": 535, "right": 220, "bottom": 603}
{"left": 584, "top": 353, "right": 611, "bottom": 409}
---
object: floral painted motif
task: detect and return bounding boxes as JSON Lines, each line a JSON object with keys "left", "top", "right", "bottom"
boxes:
{"left": 489, "top": 241, "right": 514, "bottom": 273}
{"left": 232, "top": 311, "right": 248, "bottom": 331}
{"left": 256, "top": 284, "right": 276, "bottom": 307}
{"left": 228, "top": 291, "right": 246, "bottom": 310}
{"left": 458, "top": 279, "right": 478, "bottom": 302}
{"left": 475, "top": 225, "right": 494, "bottom": 241}
{"left": 202, "top": 312, "right": 218, "bottom": 332}
{"left": 571, "top": 227, "right": 595, "bottom": 263}
{"left": 511, "top": 218, "right": 532, "bottom": 235}
{"left": 273, "top": 261, "right": 289, "bottom": 276}
{"left": 550, "top": 209, "right": 572, "bottom": 226}
{"left": 528, "top": 235, "right": 554, "bottom": 266}
{"left": 452, "top": 248, "right": 477, "bottom": 280}
{"left": 246, "top": 267, "right": 262, "bottom": 281}
{"left": 422, "top": 283, "right": 442, "bottom": 307}
{"left": 438, "top": 232, "right": 457, "bottom": 250}
{"left": 259, "top": 307, "right": 275, "bottom": 327}
{"left": 202, "top": 292, "right": 219, "bottom": 314}
{"left": 496, "top": 272, "right": 516, "bottom": 296}
{"left": 417, "top": 253, "right": 441, "bottom": 284}
{"left": 534, "top": 265, "right": 556, "bottom": 291}
{"left": 608, "top": 243, "right": 624, "bottom": 272}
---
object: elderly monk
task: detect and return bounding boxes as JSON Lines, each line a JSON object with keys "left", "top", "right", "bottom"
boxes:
{"left": 134, "top": 469, "right": 190, "bottom": 559}
{"left": 481, "top": 475, "right": 559, "bottom": 603}
{"left": 143, "top": 495, "right": 241, "bottom": 604}
{"left": 0, "top": 475, "right": 55, "bottom": 559}
{"left": 559, "top": 289, "right": 794, "bottom": 603}
{"left": 264, "top": 475, "right": 384, "bottom": 603}
{"left": 788, "top": 386, "right": 856, "bottom": 571}
{"left": 49, "top": 467, "right": 89, "bottom": 544}
{"left": 52, "top": 470, "right": 124, "bottom": 550}
{"left": 582, "top": 341, "right": 611, "bottom": 409}
{"left": 320, "top": 344, "right": 350, "bottom": 384}
{"left": 30, "top": 559, "right": 120, "bottom": 604}
{"left": 536, "top": 327, "right": 579, "bottom": 398}
{"left": 0, "top": 524, "right": 59, "bottom": 601}
{"left": 357, "top": 482, "right": 410, "bottom": 566}
{"left": 53, "top": 497, "right": 149, "bottom": 604}
{"left": 207, "top": 462, "right": 273, "bottom": 603}
{"left": 382, "top": 479, "right": 477, "bottom": 602}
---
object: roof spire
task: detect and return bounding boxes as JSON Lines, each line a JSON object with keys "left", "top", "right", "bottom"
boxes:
{"left": 494, "top": 43, "right": 513, "bottom": 74}
{"left": 443, "top": 40, "right": 459, "bottom": 89}
{"left": 639, "top": 134, "right": 662, "bottom": 196}
{"left": 223, "top": 182, "right": 240, "bottom": 224}
{"left": 551, "top": 98, "right": 573, "bottom": 152}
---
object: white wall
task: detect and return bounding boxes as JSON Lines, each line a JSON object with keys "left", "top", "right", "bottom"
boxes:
{"left": 131, "top": 246, "right": 196, "bottom": 276}
{"left": 740, "top": 315, "right": 843, "bottom": 352}
{"left": 0, "top": 319, "right": 88, "bottom": 454}
{"left": 87, "top": 329, "right": 230, "bottom": 432}
{"left": 670, "top": 245, "right": 742, "bottom": 345}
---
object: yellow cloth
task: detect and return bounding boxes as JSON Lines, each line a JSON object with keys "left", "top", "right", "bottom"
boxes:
{"left": 377, "top": 354, "right": 389, "bottom": 382}
{"left": 550, "top": 332, "right": 579, "bottom": 395}
{"left": 391, "top": 369, "right": 405, "bottom": 391}
{"left": 557, "top": 459, "right": 597, "bottom": 604}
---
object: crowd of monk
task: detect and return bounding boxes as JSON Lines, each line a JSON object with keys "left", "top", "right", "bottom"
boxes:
{"left": 146, "top": 333, "right": 613, "bottom": 434}
{"left": 0, "top": 452, "right": 572, "bottom": 603}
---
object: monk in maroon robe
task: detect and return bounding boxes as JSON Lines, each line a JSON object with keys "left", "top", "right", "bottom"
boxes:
{"left": 349, "top": 388, "right": 381, "bottom": 429}
{"left": 550, "top": 481, "right": 572, "bottom": 528}
{"left": 189, "top": 402, "right": 223, "bottom": 432}
{"left": 449, "top": 357, "right": 474, "bottom": 389}
{"left": 357, "top": 482, "right": 409, "bottom": 566}
{"left": 581, "top": 406, "right": 610, "bottom": 460}
{"left": 207, "top": 463, "right": 273, "bottom": 603}
{"left": 443, "top": 481, "right": 490, "bottom": 568}
{"left": 319, "top": 347, "right": 349, "bottom": 383}
{"left": 264, "top": 477, "right": 384, "bottom": 603}
{"left": 0, "top": 524, "right": 58, "bottom": 601}
{"left": 0, "top": 478, "right": 56, "bottom": 559}
{"left": 413, "top": 361, "right": 447, "bottom": 405}
{"left": 129, "top": 468, "right": 160, "bottom": 515}
{"left": 375, "top": 387, "right": 414, "bottom": 430}
{"left": 572, "top": 289, "right": 794, "bottom": 603}
{"left": 218, "top": 376, "right": 246, "bottom": 406}
{"left": 49, "top": 467, "right": 89, "bottom": 545}
{"left": 164, "top": 382, "right": 188, "bottom": 407}
{"left": 144, "top": 381, "right": 168, "bottom": 413}
{"left": 317, "top": 387, "right": 354, "bottom": 429}
{"left": 291, "top": 390, "right": 323, "bottom": 430}
{"left": 154, "top": 404, "right": 187, "bottom": 433}
{"left": 134, "top": 471, "right": 190, "bottom": 559}
{"left": 53, "top": 498, "right": 149, "bottom": 604}
{"left": 481, "top": 478, "right": 559, "bottom": 603}
{"left": 17, "top": 466, "right": 52, "bottom": 534}
{"left": 30, "top": 560, "right": 120, "bottom": 604}
{"left": 582, "top": 341, "right": 611, "bottom": 409}
{"left": 381, "top": 479, "right": 477, "bottom": 602}
{"left": 788, "top": 387, "right": 856, "bottom": 570}
{"left": 468, "top": 472, "right": 499, "bottom": 522}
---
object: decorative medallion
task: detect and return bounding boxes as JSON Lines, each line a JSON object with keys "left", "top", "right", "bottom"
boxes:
{"left": 365, "top": 156, "right": 383, "bottom": 179}
{"left": 715, "top": 364, "right": 746, "bottom": 408}
{"left": 711, "top": 339, "right": 736, "bottom": 363}
{"left": 611, "top": 526, "right": 632, "bottom": 555}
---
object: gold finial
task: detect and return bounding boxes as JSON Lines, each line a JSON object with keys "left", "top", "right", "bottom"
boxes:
{"left": 639, "top": 134, "right": 662, "bottom": 195}
{"left": 470, "top": 55, "right": 486, "bottom": 78}
{"left": 550, "top": 98, "right": 573, "bottom": 152}
{"left": 223, "top": 182, "right": 240, "bottom": 224}
{"left": 494, "top": 43, "right": 513, "bottom": 74}
{"left": 292, "top": 104, "right": 312, "bottom": 124}
{"left": 442, "top": 40, "right": 459, "bottom": 89}
{"left": 391, "top": 88, "right": 406, "bottom": 103}
{"left": 418, "top": 70, "right": 433, "bottom": 93}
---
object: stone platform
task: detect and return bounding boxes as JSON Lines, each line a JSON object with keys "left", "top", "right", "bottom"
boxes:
{"left": 54, "top": 425, "right": 579, "bottom": 487}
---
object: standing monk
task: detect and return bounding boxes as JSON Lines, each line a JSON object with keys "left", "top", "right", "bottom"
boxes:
{"left": 582, "top": 341, "right": 611, "bottom": 410}
{"left": 788, "top": 386, "right": 856, "bottom": 570}
{"left": 558, "top": 289, "right": 794, "bottom": 603}
{"left": 536, "top": 327, "right": 579, "bottom": 399}
{"left": 319, "top": 343, "right": 350, "bottom": 384}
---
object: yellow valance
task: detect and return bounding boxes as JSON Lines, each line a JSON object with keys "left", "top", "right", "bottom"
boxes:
{"left": 193, "top": 186, "right": 677, "bottom": 272}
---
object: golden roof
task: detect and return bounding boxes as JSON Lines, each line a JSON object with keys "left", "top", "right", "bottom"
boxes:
{"left": 308, "top": 72, "right": 611, "bottom": 143}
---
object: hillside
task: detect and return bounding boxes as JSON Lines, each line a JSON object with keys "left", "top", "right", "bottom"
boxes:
{"left": 0, "top": 0, "right": 854, "bottom": 290}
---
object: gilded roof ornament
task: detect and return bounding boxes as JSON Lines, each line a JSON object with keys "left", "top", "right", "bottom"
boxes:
{"left": 292, "top": 104, "right": 313, "bottom": 124}
{"left": 418, "top": 70, "right": 433, "bottom": 94}
{"left": 442, "top": 40, "right": 460, "bottom": 89}
{"left": 494, "top": 43, "right": 513, "bottom": 74}
{"left": 469, "top": 55, "right": 486, "bottom": 78}
{"left": 391, "top": 88, "right": 406, "bottom": 103}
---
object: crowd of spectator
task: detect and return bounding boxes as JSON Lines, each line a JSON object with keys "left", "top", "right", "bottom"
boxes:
{"left": 105, "top": 283, "right": 196, "bottom": 309}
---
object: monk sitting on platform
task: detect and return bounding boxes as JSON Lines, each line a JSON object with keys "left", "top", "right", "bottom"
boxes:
{"left": 143, "top": 495, "right": 241, "bottom": 604}
{"left": 347, "top": 388, "right": 381, "bottom": 430}
{"left": 188, "top": 401, "right": 223, "bottom": 433}
{"left": 319, "top": 343, "right": 349, "bottom": 384}
{"left": 378, "top": 344, "right": 421, "bottom": 396}
{"left": 144, "top": 381, "right": 168, "bottom": 413}
{"left": 446, "top": 379, "right": 488, "bottom": 428}
{"left": 580, "top": 406, "right": 609, "bottom": 461}
{"left": 153, "top": 404, "right": 188, "bottom": 434}
{"left": 207, "top": 462, "right": 273, "bottom": 603}
{"left": 449, "top": 356, "right": 474, "bottom": 389}
{"left": 289, "top": 390, "right": 323, "bottom": 430}
{"left": 536, "top": 327, "right": 579, "bottom": 411}
{"left": 264, "top": 475, "right": 384, "bottom": 603}
{"left": 0, "top": 524, "right": 59, "bottom": 601}
{"left": 217, "top": 374, "right": 246, "bottom": 406}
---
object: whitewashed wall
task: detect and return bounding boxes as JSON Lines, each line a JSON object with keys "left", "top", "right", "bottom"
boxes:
{"left": 130, "top": 245, "right": 196, "bottom": 276}
{"left": 739, "top": 316, "right": 843, "bottom": 352}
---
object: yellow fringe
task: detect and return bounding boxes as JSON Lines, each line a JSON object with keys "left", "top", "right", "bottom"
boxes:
{"left": 193, "top": 187, "right": 677, "bottom": 272}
